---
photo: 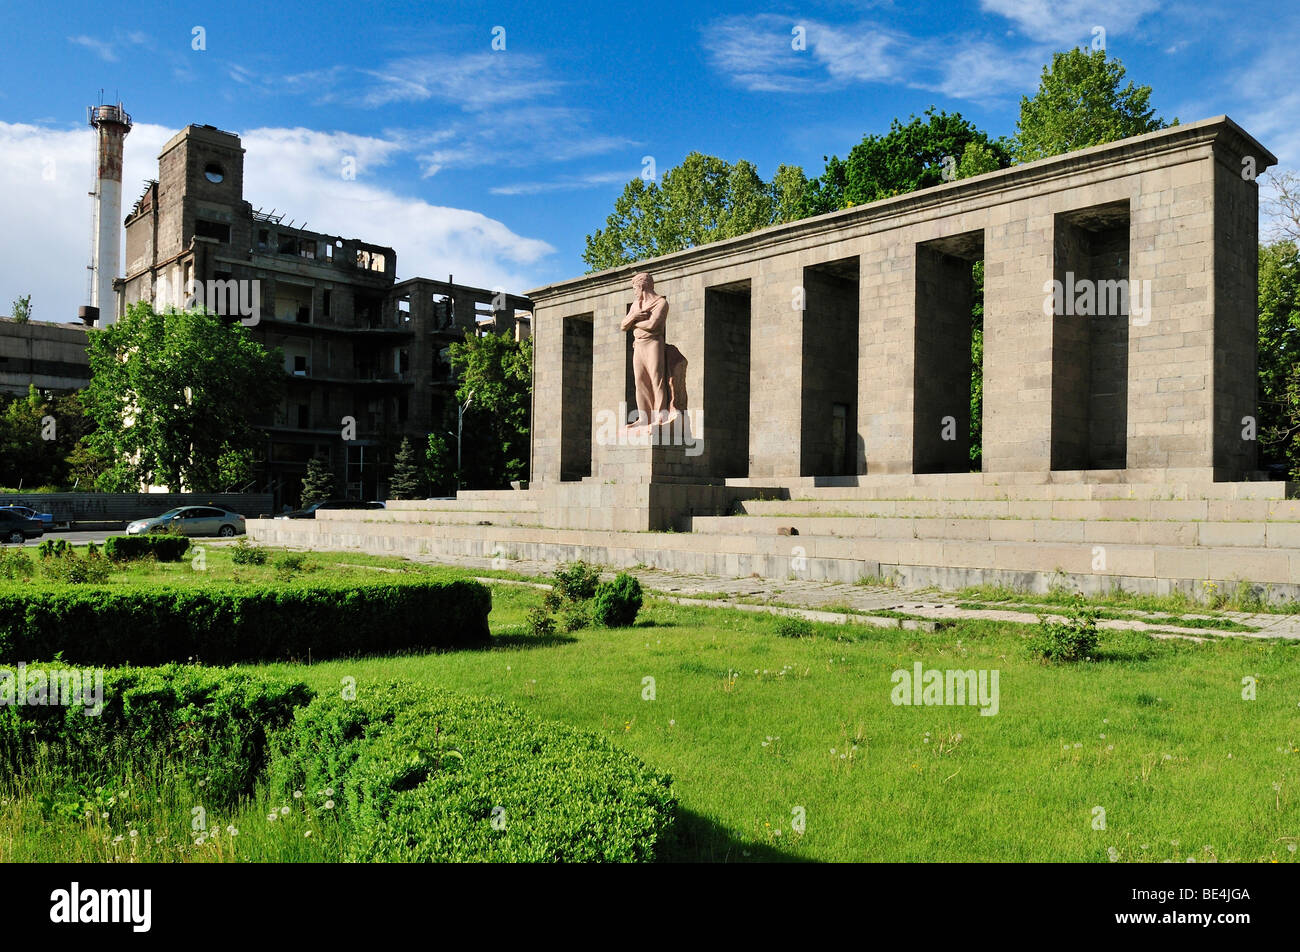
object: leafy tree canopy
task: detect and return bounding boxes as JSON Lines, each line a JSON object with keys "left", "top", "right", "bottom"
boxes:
{"left": 1013, "top": 48, "right": 1170, "bottom": 162}
{"left": 84, "top": 302, "right": 283, "bottom": 493}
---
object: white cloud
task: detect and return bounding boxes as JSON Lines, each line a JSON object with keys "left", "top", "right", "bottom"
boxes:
{"left": 0, "top": 121, "right": 553, "bottom": 323}
{"left": 979, "top": 0, "right": 1161, "bottom": 45}
{"left": 67, "top": 35, "right": 117, "bottom": 63}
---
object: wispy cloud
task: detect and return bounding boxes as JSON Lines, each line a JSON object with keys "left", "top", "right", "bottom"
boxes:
{"left": 490, "top": 170, "right": 635, "bottom": 196}
{"left": 68, "top": 35, "right": 117, "bottom": 63}
{"left": 704, "top": 14, "right": 1045, "bottom": 101}
{"left": 225, "top": 51, "right": 629, "bottom": 177}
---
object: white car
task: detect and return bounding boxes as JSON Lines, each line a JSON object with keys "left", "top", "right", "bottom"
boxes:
{"left": 126, "top": 506, "right": 247, "bottom": 537}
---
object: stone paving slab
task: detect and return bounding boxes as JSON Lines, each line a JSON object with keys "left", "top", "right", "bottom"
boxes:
{"left": 413, "top": 553, "right": 1300, "bottom": 641}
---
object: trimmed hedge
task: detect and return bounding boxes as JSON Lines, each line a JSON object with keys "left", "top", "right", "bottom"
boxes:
{"left": 104, "top": 534, "right": 191, "bottom": 563}
{"left": 0, "top": 578, "right": 492, "bottom": 665}
{"left": 0, "top": 664, "right": 311, "bottom": 807}
{"left": 271, "top": 683, "right": 677, "bottom": 862}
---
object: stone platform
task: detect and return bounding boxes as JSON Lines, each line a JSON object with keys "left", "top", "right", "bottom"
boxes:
{"left": 247, "top": 472, "right": 1300, "bottom": 605}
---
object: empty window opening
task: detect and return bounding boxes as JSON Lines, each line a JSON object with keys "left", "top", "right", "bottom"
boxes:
{"left": 705, "top": 280, "right": 752, "bottom": 477}
{"left": 801, "top": 257, "right": 860, "bottom": 478}
{"left": 1050, "top": 201, "right": 1131, "bottom": 471}
{"left": 561, "top": 314, "right": 595, "bottom": 481}
{"left": 914, "top": 230, "right": 984, "bottom": 474}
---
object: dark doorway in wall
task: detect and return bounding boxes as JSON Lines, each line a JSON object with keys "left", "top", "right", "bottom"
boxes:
{"left": 560, "top": 314, "right": 594, "bottom": 481}
{"left": 801, "top": 257, "right": 860, "bottom": 477}
{"left": 704, "top": 281, "right": 752, "bottom": 477}
{"left": 914, "top": 230, "right": 984, "bottom": 474}
{"left": 1050, "top": 200, "right": 1131, "bottom": 471}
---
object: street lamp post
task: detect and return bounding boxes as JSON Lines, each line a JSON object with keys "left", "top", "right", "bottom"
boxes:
{"left": 456, "top": 389, "right": 474, "bottom": 489}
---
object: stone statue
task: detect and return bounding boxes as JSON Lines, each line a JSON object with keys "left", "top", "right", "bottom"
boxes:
{"left": 620, "top": 272, "right": 671, "bottom": 428}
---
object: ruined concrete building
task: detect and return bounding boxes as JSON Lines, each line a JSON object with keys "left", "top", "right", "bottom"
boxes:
{"left": 117, "top": 124, "right": 531, "bottom": 505}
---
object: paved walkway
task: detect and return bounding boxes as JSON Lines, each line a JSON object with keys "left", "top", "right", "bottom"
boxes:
{"left": 411, "top": 553, "right": 1300, "bottom": 641}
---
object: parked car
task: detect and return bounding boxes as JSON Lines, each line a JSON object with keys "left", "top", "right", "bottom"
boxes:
{"left": 0, "top": 508, "right": 44, "bottom": 544}
{"left": 0, "top": 504, "right": 55, "bottom": 527}
{"left": 275, "top": 499, "right": 386, "bottom": 520}
{"left": 125, "top": 506, "right": 247, "bottom": 537}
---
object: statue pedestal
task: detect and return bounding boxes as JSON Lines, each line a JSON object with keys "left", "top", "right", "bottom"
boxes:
{"left": 597, "top": 413, "right": 704, "bottom": 483}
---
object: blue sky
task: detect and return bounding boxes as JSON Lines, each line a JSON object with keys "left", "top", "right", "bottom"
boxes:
{"left": 2, "top": 0, "right": 1298, "bottom": 322}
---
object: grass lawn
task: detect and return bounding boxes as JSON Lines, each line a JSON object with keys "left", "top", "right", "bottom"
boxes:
{"left": 2, "top": 546, "right": 1298, "bottom": 862}
{"left": 252, "top": 575, "right": 1300, "bottom": 863}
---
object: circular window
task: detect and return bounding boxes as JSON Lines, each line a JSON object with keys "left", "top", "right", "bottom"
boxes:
{"left": 204, "top": 163, "right": 224, "bottom": 184}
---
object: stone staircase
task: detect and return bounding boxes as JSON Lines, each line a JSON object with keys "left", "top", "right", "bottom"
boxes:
{"left": 247, "top": 475, "right": 1300, "bottom": 604}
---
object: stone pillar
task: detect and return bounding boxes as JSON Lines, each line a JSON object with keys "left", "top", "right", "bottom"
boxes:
{"left": 982, "top": 201, "right": 1056, "bottom": 473}
{"left": 860, "top": 235, "right": 916, "bottom": 474}
{"left": 749, "top": 261, "right": 805, "bottom": 478}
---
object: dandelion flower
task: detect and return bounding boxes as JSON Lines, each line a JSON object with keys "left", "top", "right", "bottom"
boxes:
{"left": 227, "top": 825, "right": 238, "bottom": 836}
{"left": 294, "top": 790, "right": 303, "bottom": 799}
{"left": 280, "top": 806, "right": 290, "bottom": 816}
{"left": 304, "top": 830, "right": 312, "bottom": 838}
{"left": 324, "top": 800, "right": 335, "bottom": 810}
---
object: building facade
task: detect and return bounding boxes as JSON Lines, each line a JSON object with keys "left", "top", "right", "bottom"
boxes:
{"left": 0, "top": 317, "right": 90, "bottom": 397}
{"left": 118, "top": 124, "right": 531, "bottom": 506}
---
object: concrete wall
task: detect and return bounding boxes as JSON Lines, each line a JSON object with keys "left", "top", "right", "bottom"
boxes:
{"left": 0, "top": 492, "right": 273, "bottom": 525}
{"left": 0, "top": 319, "right": 90, "bottom": 396}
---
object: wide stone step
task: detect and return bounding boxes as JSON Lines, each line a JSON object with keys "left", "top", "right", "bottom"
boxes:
{"left": 247, "top": 517, "right": 1300, "bottom": 592}
{"left": 770, "top": 481, "right": 1294, "bottom": 502}
{"left": 736, "top": 497, "right": 1300, "bottom": 521}
{"left": 381, "top": 497, "right": 539, "bottom": 513}
{"left": 316, "top": 508, "right": 539, "bottom": 526}
{"left": 691, "top": 514, "right": 1300, "bottom": 548}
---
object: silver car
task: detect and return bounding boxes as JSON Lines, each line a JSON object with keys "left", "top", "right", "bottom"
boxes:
{"left": 126, "top": 506, "right": 247, "bottom": 537}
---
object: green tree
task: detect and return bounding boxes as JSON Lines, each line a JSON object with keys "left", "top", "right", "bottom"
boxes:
{"left": 0, "top": 386, "right": 58, "bottom": 488}
{"left": 447, "top": 332, "right": 532, "bottom": 488}
{"left": 1013, "top": 49, "right": 1170, "bottom": 163}
{"left": 583, "top": 154, "right": 809, "bottom": 271}
{"left": 1257, "top": 241, "right": 1300, "bottom": 479}
{"left": 83, "top": 301, "right": 283, "bottom": 492}
{"left": 803, "top": 109, "right": 1012, "bottom": 215}
{"left": 11, "top": 294, "right": 31, "bottom": 324}
{"left": 300, "top": 457, "right": 335, "bottom": 507}
{"left": 388, "top": 436, "right": 424, "bottom": 500}
{"left": 425, "top": 432, "right": 455, "bottom": 497}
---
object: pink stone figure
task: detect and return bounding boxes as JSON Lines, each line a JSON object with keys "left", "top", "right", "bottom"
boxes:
{"left": 620, "top": 272, "right": 670, "bottom": 428}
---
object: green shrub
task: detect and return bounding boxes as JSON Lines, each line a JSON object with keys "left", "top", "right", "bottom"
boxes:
{"left": 559, "top": 602, "right": 590, "bottom": 633}
{"left": 0, "top": 577, "right": 492, "bottom": 665}
{"left": 36, "top": 539, "right": 69, "bottom": 560}
{"left": 774, "top": 616, "right": 814, "bottom": 638}
{"left": 275, "top": 552, "right": 306, "bottom": 572}
{"left": 270, "top": 683, "right": 676, "bottom": 862}
{"left": 591, "top": 573, "right": 643, "bottom": 628}
{"left": 230, "top": 538, "right": 268, "bottom": 566}
{"left": 0, "top": 664, "right": 312, "bottom": 808}
{"left": 526, "top": 607, "right": 556, "bottom": 638}
{"left": 103, "top": 534, "right": 191, "bottom": 563}
{"left": 0, "top": 548, "right": 33, "bottom": 581}
{"left": 39, "top": 549, "right": 111, "bottom": 585}
{"left": 553, "top": 561, "right": 601, "bottom": 603}
{"left": 1026, "top": 596, "right": 1099, "bottom": 662}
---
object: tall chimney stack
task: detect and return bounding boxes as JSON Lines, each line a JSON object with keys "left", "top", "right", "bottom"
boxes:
{"left": 84, "top": 101, "right": 132, "bottom": 327}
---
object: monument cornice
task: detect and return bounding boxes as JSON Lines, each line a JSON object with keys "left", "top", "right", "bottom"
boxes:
{"left": 527, "top": 115, "right": 1276, "bottom": 306}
